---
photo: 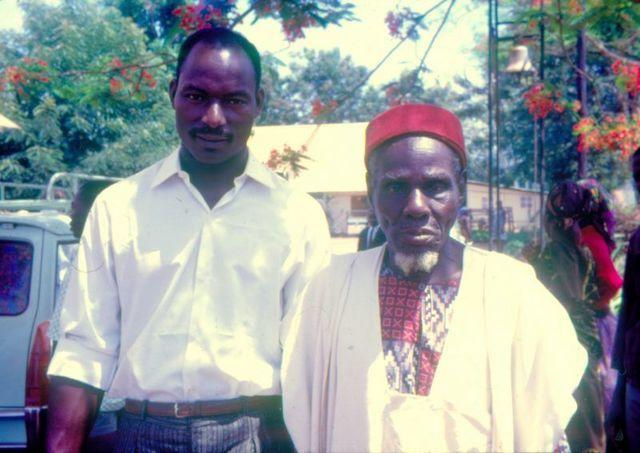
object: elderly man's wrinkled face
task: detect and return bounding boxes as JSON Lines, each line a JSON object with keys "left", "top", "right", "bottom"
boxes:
{"left": 368, "top": 136, "right": 462, "bottom": 276}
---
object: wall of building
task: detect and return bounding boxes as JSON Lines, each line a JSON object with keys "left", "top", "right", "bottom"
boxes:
{"left": 466, "top": 181, "right": 543, "bottom": 232}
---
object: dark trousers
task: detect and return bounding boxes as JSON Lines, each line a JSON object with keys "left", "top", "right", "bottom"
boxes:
{"left": 115, "top": 407, "right": 293, "bottom": 452}
{"left": 626, "top": 382, "right": 640, "bottom": 453}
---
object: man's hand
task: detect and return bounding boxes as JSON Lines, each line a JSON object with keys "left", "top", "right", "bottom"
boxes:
{"left": 46, "top": 376, "right": 103, "bottom": 453}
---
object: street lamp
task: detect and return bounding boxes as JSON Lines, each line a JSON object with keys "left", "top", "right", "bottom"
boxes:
{"left": 488, "top": 0, "right": 545, "bottom": 250}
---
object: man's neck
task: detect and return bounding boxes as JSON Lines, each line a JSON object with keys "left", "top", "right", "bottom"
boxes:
{"left": 179, "top": 146, "right": 249, "bottom": 208}
{"left": 179, "top": 147, "right": 249, "bottom": 181}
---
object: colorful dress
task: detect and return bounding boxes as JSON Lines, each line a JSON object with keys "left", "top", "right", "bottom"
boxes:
{"left": 533, "top": 239, "right": 605, "bottom": 453}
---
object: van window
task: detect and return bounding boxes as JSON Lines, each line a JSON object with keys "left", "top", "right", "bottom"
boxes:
{"left": 0, "top": 240, "right": 34, "bottom": 315}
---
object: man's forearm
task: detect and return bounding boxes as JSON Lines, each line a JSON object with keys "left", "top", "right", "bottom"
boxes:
{"left": 46, "top": 376, "right": 103, "bottom": 453}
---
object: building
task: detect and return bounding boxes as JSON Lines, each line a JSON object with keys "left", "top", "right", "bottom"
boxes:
{"left": 249, "top": 122, "right": 543, "bottom": 236}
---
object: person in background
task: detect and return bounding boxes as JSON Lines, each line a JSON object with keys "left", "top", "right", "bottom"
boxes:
{"left": 49, "top": 179, "right": 120, "bottom": 452}
{"left": 576, "top": 178, "right": 623, "bottom": 312}
{"left": 357, "top": 209, "right": 386, "bottom": 251}
{"left": 574, "top": 178, "right": 623, "bottom": 422}
{"left": 530, "top": 180, "right": 605, "bottom": 453}
{"left": 451, "top": 206, "right": 473, "bottom": 244}
{"left": 608, "top": 147, "right": 640, "bottom": 452}
{"left": 46, "top": 27, "right": 329, "bottom": 452}
{"left": 282, "top": 103, "right": 585, "bottom": 452}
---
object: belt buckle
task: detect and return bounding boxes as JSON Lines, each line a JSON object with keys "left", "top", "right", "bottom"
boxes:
{"left": 174, "top": 402, "right": 190, "bottom": 418}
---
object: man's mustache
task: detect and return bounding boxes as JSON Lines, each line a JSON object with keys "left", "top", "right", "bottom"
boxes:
{"left": 189, "top": 126, "right": 233, "bottom": 143}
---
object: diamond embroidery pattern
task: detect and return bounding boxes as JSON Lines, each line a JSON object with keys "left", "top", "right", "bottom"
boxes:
{"left": 379, "top": 265, "right": 458, "bottom": 396}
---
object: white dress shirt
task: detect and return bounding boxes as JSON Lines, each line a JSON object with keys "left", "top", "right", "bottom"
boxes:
{"left": 48, "top": 150, "right": 330, "bottom": 402}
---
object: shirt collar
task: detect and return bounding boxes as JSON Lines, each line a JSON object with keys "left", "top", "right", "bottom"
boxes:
{"left": 151, "top": 149, "right": 182, "bottom": 188}
{"left": 243, "top": 153, "right": 276, "bottom": 189}
{"left": 151, "top": 148, "right": 275, "bottom": 189}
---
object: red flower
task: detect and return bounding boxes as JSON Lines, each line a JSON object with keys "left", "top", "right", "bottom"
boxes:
{"left": 109, "top": 77, "right": 123, "bottom": 93}
{"left": 311, "top": 99, "right": 324, "bottom": 117}
{"left": 385, "top": 12, "right": 401, "bottom": 38}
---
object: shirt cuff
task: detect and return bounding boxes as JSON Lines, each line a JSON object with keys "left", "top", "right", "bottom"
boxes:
{"left": 47, "top": 337, "right": 118, "bottom": 391}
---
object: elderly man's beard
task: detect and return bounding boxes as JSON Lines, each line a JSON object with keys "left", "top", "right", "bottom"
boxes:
{"left": 393, "top": 250, "right": 440, "bottom": 276}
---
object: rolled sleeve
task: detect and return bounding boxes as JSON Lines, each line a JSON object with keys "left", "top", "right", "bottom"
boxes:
{"left": 48, "top": 336, "right": 118, "bottom": 390}
{"left": 48, "top": 198, "right": 121, "bottom": 391}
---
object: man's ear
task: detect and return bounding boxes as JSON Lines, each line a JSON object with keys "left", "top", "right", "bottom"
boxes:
{"left": 255, "top": 87, "right": 265, "bottom": 115}
{"left": 366, "top": 170, "right": 374, "bottom": 206}
{"left": 169, "top": 79, "right": 177, "bottom": 107}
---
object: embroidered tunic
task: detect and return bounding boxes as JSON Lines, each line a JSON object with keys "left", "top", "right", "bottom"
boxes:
{"left": 379, "top": 263, "right": 458, "bottom": 395}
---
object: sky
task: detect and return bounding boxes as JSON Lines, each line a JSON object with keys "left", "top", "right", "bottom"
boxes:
{"left": 0, "top": 0, "right": 487, "bottom": 88}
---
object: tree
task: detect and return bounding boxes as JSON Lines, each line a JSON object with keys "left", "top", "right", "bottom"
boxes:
{"left": 0, "top": 0, "right": 358, "bottom": 184}
{"left": 506, "top": 0, "right": 640, "bottom": 189}
{"left": 259, "top": 48, "right": 387, "bottom": 125}
{"left": 0, "top": 0, "right": 175, "bottom": 184}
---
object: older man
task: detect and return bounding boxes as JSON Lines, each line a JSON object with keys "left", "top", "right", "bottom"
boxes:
{"left": 47, "top": 27, "right": 329, "bottom": 452}
{"left": 282, "top": 104, "right": 586, "bottom": 452}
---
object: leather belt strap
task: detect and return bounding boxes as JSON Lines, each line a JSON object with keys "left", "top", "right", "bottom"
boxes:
{"left": 124, "top": 395, "right": 282, "bottom": 419}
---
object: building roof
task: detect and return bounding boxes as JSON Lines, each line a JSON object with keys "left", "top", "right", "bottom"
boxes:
{"left": 249, "top": 123, "right": 545, "bottom": 195}
{"left": 249, "top": 122, "right": 368, "bottom": 193}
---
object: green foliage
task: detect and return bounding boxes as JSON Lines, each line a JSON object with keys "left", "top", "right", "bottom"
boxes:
{"left": 0, "top": 0, "right": 174, "bottom": 183}
{"left": 0, "top": 0, "right": 361, "bottom": 187}
{"left": 259, "top": 48, "right": 387, "bottom": 124}
{"left": 475, "top": 0, "right": 640, "bottom": 194}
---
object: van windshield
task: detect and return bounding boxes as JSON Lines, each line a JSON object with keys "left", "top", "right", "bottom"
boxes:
{"left": 0, "top": 240, "right": 33, "bottom": 316}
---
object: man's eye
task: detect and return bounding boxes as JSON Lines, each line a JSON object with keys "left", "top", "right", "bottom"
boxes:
{"left": 383, "top": 181, "right": 406, "bottom": 193}
{"left": 185, "top": 93, "right": 204, "bottom": 101}
{"left": 226, "top": 98, "right": 247, "bottom": 105}
{"left": 426, "top": 181, "right": 450, "bottom": 195}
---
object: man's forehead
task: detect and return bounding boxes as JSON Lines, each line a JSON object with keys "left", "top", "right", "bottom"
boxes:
{"left": 179, "top": 44, "right": 256, "bottom": 87}
{"left": 375, "top": 135, "right": 458, "bottom": 165}
{"left": 183, "top": 43, "right": 253, "bottom": 73}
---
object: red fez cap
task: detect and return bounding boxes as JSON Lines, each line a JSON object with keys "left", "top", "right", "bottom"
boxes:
{"left": 365, "top": 103, "right": 466, "bottom": 168}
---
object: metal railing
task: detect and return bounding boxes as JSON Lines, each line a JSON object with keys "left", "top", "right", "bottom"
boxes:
{"left": 0, "top": 172, "right": 121, "bottom": 202}
{"left": 0, "top": 182, "right": 48, "bottom": 200}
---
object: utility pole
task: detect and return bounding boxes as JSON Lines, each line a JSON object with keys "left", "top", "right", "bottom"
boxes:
{"left": 576, "top": 0, "right": 588, "bottom": 178}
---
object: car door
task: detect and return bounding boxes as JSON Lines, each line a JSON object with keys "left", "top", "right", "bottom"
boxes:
{"left": 0, "top": 221, "right": 43, "bottom": 447}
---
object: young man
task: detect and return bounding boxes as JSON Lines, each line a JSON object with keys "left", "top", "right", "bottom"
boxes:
{"left": 47, "top": 28, "right": 329, "bottom": 452}
{"left": 282, "top": 103, "right": 586, "bottom": 452}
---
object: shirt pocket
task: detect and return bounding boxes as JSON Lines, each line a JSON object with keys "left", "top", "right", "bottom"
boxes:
{"left": 203, "top": 221, "right": 291, "bottom": 338}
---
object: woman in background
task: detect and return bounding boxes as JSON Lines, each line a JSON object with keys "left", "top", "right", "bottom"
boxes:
{"left": 530, "top": 180, "right": 605, "bottom": 453}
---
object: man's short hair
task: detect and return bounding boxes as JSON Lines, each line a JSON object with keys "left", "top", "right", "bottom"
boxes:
{"left": 75, "top": 180, "right": 115, "bottom": 204}
{"left": 175, "top": 27, "right": 262, "bottom": 92}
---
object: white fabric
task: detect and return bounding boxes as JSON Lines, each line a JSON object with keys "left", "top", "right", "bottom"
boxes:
{"left": 48, "top": 150, "right": 330, "bottom": 402}
{"left": 282, "top": 244, "right": 587, "bottom": 452}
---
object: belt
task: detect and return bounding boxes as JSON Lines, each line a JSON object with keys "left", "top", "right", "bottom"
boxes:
{"left": 124, "top": 395, "right": 282, "bottom": 419}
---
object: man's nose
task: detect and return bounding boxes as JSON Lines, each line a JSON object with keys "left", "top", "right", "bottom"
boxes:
{"left": 404, "top": 188, "right": 429, "bottom": 217}
{"left": 202, "top": 102, "right": 226, "bottom": 127}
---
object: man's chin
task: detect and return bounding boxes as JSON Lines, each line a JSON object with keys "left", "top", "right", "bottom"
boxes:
{"left": 392, "top": 250, "right": 440, "bottom": 277}
{"left": 185, "top": 146, "right": 240, "bottom": 165}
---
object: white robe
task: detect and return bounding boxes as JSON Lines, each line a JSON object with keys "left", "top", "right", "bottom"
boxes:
{"left": 281, "top": 245, "right": 587, "bottom": 452}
